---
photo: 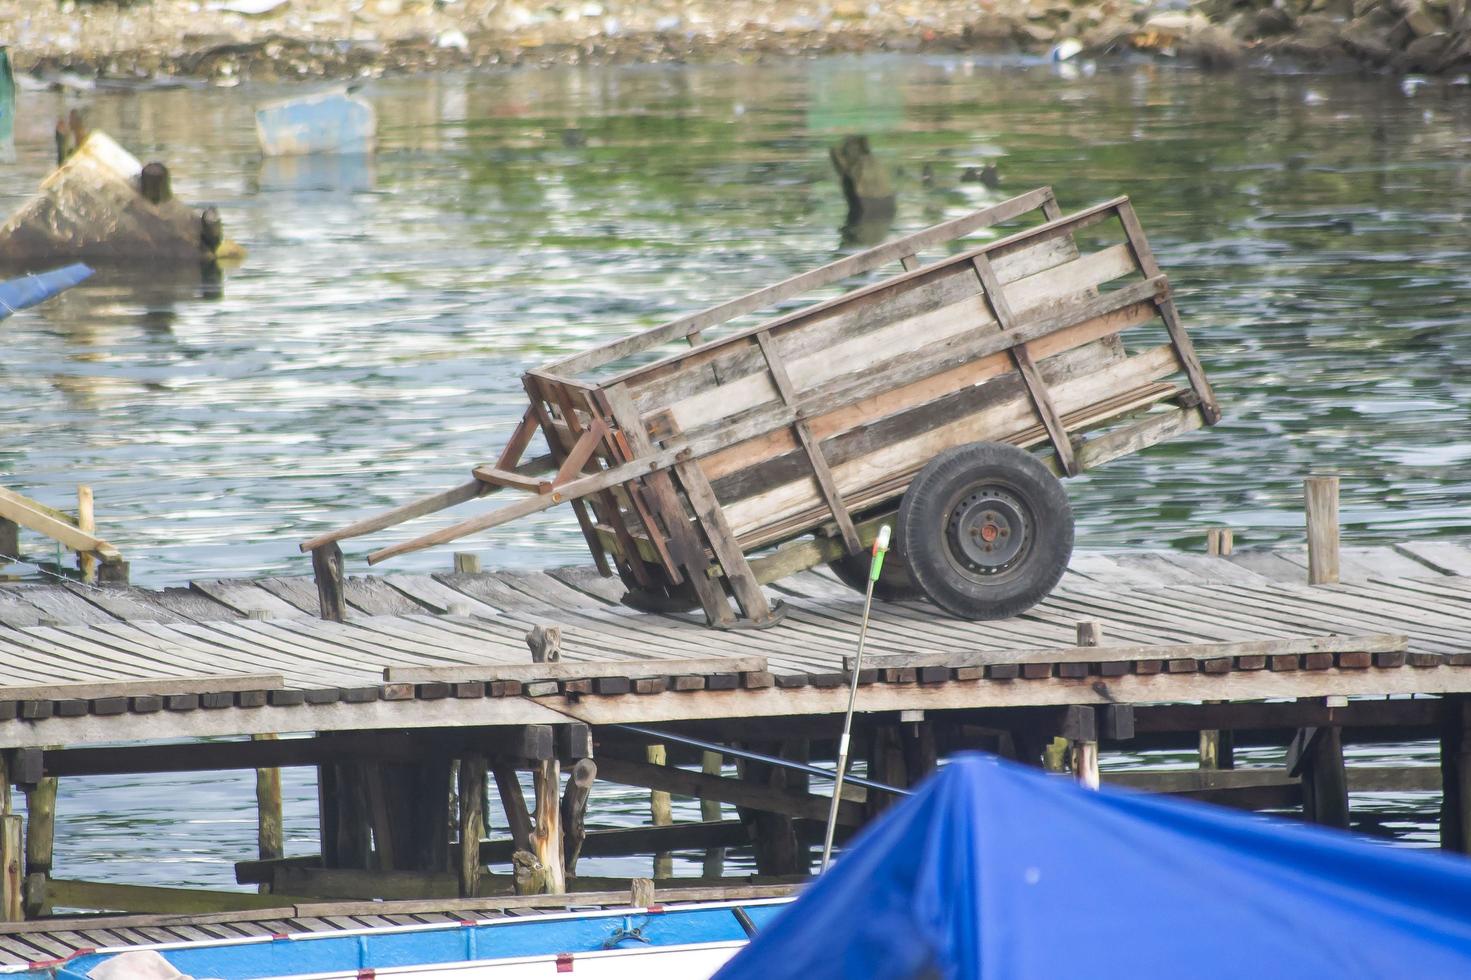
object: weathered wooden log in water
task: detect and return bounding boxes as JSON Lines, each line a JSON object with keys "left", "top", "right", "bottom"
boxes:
{"left": 830, "top": 135, "right": 895, "bottom": 226}
{"left": 0, "top": 132, "right": 241, "bottom": 267}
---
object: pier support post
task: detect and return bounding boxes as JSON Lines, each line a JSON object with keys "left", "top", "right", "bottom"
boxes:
{"left": 1441, "top": 697, "right": 1471, "bottom": 853}
{"left": 700, "top": 751, "right": 725, "bottom": 877}
{"left": 1206, "top": 527, "right": 1233, "bottom": 556}
{"left": 1071, "top": 623, "right": 1103, "bottom": 789}
{"left": 23, "top": 775, "right": 57, "bottom": 910}
{"left": 453, "top": 552, "right": 480, "bottom": 574}
{"left": 738, "top": 743, "right": 804, "bottom": 876}
{"left": 530, "top": 760, "right": 565, "bottom": 894}
{"left": 457, "top": 753, "right": 486, "bottom": 897}
{"left": 560, "top": 758, "right": 595, "bottom": 878}
{"left": 1305, "top": 476, "right": 1340, "bottom": 586}
{"left": 311, "top": 543, "right": 347, "bottom": 622}
{"left": 1, "top": 813, "right": 20, "bottom": 921}
{"left": 645, "top": 744, "right": 673, "bottom": 879}
{"left": 253, "top": 735, "right": 283, "bottom": 893}
{"left": 1290, "top": 725, "right": 1349, "bottom": 829}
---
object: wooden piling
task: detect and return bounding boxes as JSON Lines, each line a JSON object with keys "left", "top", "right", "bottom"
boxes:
{"left": 453, "top": 552, "right": 481, "bottom": 574}
{"left": 700, "top": 751, "right": 725, "bottom": 877}
{"left": 1441, "top": 697, "right": 1471, "bottom": 853}
{"left": 531, "top": 760, "right": 565, "bottom": 894}
{"left": 1291, "top": 726, "right": 1349, "bottom": 829}
{"left": 253, "top": 734, "right": 283, "bottom": 895}
{"left": 1206, "top": 527, "right": 1233, "bottom": 556}
{"left": 457, "top": 753, "right": 486, "bottom": 897}
{"left": 76, "top": 485, "right": 95, "bottom": 583}
{"left": 22, "top": 777, "right": 56, "bottom": 884}
{"left": 0, "top": 519, "right": 18, "bottom": 563}
{"left": 560, "top": 758, "right": 595, "bottom": 877}
{"left": 1, "top": 815, "right": 20, "bottom": 921}
{"left": 311, "top": 543, "right": 347, "bottom": 622}
{"left": 646, "top": 745, "right": 673, "bottom": 879}
{"left": 1072, "top": 622, "right": 1102, "bottom": 789}
{"left": 1305, "top": 476, "right": 1340, "bottom": 585}
{"left": 630, "top": 877, "right": 655, "bottom": 908}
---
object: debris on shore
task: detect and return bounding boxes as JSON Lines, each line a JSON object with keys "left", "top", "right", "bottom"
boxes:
{"left": 0, "top": 131, "right": 243, "bottom": 267}
{"left": 1, "top": 0, "right": 1467, "bottom": 85}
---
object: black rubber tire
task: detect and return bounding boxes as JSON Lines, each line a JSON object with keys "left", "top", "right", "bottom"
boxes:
{"left": 827, "top": 548, "right": 924, "bottom": 602}
{"left": 897, "top": 442, "right": 1073, "bottom": 620}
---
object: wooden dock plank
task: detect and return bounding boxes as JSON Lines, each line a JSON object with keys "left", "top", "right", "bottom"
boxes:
{"left": 190, "top": 580, "right": 304, "bottom": 620}
{"left": 253, "top": 576, "right": 325, "bottom": 614}
{"left": 64, "top": 583, "right": 188, "bottom": 623}
{"left": 381, "top": 575, "right": 504, "bottom": 618}
{"left": 1395, "top": 540, "right": 1471, "bottom": 577}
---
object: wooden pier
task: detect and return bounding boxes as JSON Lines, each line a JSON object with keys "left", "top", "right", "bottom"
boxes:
{"left": 2, "top": 532, "right": 1471, "bottom": 932}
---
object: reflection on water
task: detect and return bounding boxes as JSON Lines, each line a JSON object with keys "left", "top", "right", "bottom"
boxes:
{"left": 2, "top": 58, "right": 1468, "bottom": 586}
{"left": 2, "top": 56, "right": 1469, "bottom": 887}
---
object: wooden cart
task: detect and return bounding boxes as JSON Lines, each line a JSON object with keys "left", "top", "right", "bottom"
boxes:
{"left": 303, "top": 187, "right": 1220, "bottom": 627}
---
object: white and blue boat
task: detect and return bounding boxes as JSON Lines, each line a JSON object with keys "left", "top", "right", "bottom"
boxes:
{"left": 8, "top": 898, "right": 792, "bottom": 980}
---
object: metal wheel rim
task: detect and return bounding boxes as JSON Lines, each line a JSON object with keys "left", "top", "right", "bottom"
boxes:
{"left": 943, "top": 483, "right": 1033, "bottom": 580}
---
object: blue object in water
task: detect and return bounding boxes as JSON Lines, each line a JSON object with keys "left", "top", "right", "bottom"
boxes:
{"left": 717, "top": 754, "right": 1471, "bottom": 979}
{"left": 255, "top": 90, "right": 377, "bottom": 157}
{"left": 0, "top": 263, "right": 93, "bottom": 319}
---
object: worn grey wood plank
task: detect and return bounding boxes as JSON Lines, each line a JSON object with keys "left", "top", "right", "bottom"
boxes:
{"left": 1394, "top": 541, "right": 1471, "bottom": 577}
{"left": 252, "top": 576, "right": 323, "bottom": 614}
{"left": 64, "top": 583, "right": 188, "bottom": 624}
{"left": 9, "top": 585, "right": 120, "bottom": 625}
{"left": 344, "top": 576, "right": 427, "bottom": 617}
{"left": 379, "top": 575, "right": 503, "bottom": 618}
{"left": 191, "top": 580, "right": 303, "bottom": 619}
{"left": 544, "top": 566, "right": 627, "bottom": 606}
{"left": 149, "top": 587, "right": 243, "bottom": 623}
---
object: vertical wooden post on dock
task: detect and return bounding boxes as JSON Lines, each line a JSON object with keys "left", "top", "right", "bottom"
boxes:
{"left": 646, "top": 744, "right": 673, "bottom": 879}
{"left": 311, "top": 543, "right": 347, "bottom": 622}
{"left": 1072, "top": 622, "right": 1102, "bottom": 789}
{"left": 76, "top": 485, "right": 95, "bottom": 583}
{"left": 1441, "top": 697, "right": 1471, "bottom": 853}
{"left": 253, "top": 734, "right": 283, "bottom": 894}
{"left": 1305, "top": 476, "right": 1340, "bottom": 585}
{"left": 700, "top": 751, "right": 725, "bottom": 877}
{"left": 453, "top": 552, "right": 480, "bottom": 574}
{"left": 1206, "top": 527, "right": 1233, "bottom": 556}
{"left": 457, "top": 753, "right": 487, "bottom": 898}
{"left": 1198, "top": 537, "right": 1235, "bottom": 767}
{"left": 1, "top": 814, "right": 20, "bottom": 922}
{"left": 531, "top": 760, "right": 565, "bottom": 894}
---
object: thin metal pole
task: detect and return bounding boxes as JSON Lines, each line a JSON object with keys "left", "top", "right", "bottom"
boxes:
{"left": 820, "top": 526, "right": 890, "bottom": 872}
{"left": 612, "top": 725, "right": 910, "bottom": 798}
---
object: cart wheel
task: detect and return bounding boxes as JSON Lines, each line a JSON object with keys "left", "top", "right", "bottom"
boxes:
{"left": 897, "top": 442, "right": 1073, "bottom": 620}
{"left": 827, "top": 549, "right": 924, "bottom": 601}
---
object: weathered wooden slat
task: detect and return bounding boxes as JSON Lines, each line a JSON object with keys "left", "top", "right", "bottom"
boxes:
{"left": 0, "top": 674, "right": 282, "bottom": 702}
{"left": 546, "top": 188, "right": 1059, "bottom": 377}
{"left": 852, "top": 634, "right": 1407, "bottom": 670}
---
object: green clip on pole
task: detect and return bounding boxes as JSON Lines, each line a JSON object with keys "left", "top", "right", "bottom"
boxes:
{"left": 820, "top": 524, "right": 892, "bottom": 872}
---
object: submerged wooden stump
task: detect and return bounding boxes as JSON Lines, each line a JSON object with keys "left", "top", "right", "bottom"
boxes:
{"left": 830, "top": 135, "right": 896, "bottom": 227}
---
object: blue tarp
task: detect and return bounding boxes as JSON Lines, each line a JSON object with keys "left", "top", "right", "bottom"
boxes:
{"left": 717, "top": 754, "right": 1471, "bottom": 979}
{"left": 0, "top": 263, "right": 93, "bottom": 319}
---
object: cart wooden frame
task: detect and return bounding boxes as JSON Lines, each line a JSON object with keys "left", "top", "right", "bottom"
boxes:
{"left": 303, "top": 186, "right": 1220, "bottom": 628}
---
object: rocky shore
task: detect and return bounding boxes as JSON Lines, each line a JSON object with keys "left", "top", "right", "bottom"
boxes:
{"left": 2, "top": 0, "right": 1468, "bottom": 85}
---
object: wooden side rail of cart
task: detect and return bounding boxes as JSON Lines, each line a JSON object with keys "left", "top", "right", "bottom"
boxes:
{"left": 302, "top": 189, "right": 1220, "bottom": 629}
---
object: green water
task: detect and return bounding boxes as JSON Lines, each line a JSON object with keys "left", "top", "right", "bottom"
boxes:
{"left": 1, "top": 55, "right": 1468, "bottom": 886}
